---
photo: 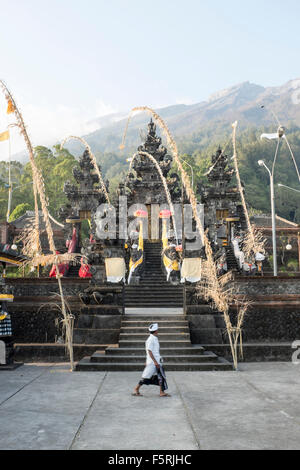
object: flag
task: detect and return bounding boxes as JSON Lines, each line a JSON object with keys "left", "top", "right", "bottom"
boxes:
{"left": 6, "top": 100, "right": 15, "bottom": 114}
{"left": 0, "top": 130, "right": 9, "bottom": 142}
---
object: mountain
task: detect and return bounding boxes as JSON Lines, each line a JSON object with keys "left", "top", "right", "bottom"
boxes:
{"left": 13, "top": 78, "right": 300, "bottom": 160}
{"left": 65, "top": 78, "right": 300, "bottom": 156}
{"left": 85, "top": 111, "right": 128, "bottom": 130}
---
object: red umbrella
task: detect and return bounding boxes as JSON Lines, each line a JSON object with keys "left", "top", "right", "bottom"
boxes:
{"left": 159, "top": 209, "right": 172, "bottom": 219}
{"left": 175, "top": 245, "right": 183, "bottom": 252}
{"left": 134, "top": 209, "right": 148, "bottom": 218}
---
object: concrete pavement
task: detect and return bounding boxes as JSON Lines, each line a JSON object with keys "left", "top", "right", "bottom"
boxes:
{"left": 0, "top": 362, "right": 299, "bottom": 450}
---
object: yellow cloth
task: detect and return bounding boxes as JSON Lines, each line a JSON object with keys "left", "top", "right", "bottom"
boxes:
{"left": 181, "top": 258, "right": 202, "bottom": 282}
{"left": 129, "top": 254, "right": 143, "bottom": 272}
{"left": 0, "top": 294, "right": 14, "bottom": 301}
{"left": 0, "top": 130, "right": 9, "bottom": 142}
{"left": 7, "top": 100, "right": 15, "bottom": 114}
{"left": 128, "top": 253, "right": 143, "bottom": 284}
{"left": 162, "top": 219, "right": 168, "bottom": 249}
{"left": 138, "top": 220, "right": 143, "bottom": 251}
{"left": 163, "top": 254, "right": 179, "bottom": 271}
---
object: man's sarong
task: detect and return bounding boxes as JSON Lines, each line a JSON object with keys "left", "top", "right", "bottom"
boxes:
{"left": 139, "top": 365, "right": 168, "bottom": 392}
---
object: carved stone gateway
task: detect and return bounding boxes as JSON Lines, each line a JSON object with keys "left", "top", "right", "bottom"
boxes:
{"left": 198, "top": 147, "right": 247, "bottom": 245}
{"left": 60, "top": 149, "right": 122, "bottom": 283}
{"left": 125, "top": 119, "right": 181, "bottom": 224}
{"left": 120, "top": 119, "right": 183, "bottom": 284}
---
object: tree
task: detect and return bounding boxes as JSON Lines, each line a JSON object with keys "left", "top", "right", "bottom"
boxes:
{"left": 9, "top": 203, "right": 31, "bottom": 222}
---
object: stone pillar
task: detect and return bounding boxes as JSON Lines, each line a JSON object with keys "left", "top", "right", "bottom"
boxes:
{"left": 298, "top": 232, "right": 300, "bottom": 271}
{"left": 0, "top": 340, "right": 5, "bottom": 365}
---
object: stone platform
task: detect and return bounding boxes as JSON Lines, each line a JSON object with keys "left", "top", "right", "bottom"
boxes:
{"left": 0, "top": 362, "right": 299, "bottom": 450}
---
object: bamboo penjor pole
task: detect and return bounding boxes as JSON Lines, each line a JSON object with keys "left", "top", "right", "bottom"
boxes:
{"left": 0, "top": 80, "right": 74, "bottom": 370}
{"left": 231, "top": 121, "right": 266, "bottom": 259}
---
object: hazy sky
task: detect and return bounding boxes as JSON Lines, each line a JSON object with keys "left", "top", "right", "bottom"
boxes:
{"left": 0, "top": 0, "right": 300, "bottom": 155}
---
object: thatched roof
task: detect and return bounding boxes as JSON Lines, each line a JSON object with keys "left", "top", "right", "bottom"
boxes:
{"left": 11, "top": 211, "right": 64, "bottom": 232}
{"left": 251, "top": 214, "right": 299, "bottom": 229}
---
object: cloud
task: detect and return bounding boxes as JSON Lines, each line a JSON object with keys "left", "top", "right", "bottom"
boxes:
{"left": 175, "top": 97, "right": 195, "bottom": 105}
{"left": 0, "top": 99, "right": 119, "bottom": 158}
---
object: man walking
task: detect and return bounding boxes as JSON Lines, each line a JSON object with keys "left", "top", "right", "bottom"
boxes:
{"left": 132, "top": 323, "right": 170, "bottom": 397}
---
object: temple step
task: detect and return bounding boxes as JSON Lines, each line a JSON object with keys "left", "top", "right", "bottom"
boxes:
{"left": 74, "top": 310, "right": 232, "bottom": 371}
{"left": 76, "top": 357, "right": 232, "bottom": 371}
{"left": 91, "top": 352, "right": 219, "bottom": 363}
{"left": 119, "top": 340, "right": 192, "bottom": 348}
{"left": 126, "top": 241, "right": 184, "bottom": 307}
{"left": 122, "top": 320, "right": 187, "bottom": 325}
{"left": 123, "top": 315, "right": 186, "bottom": 321}
{"left": 125, "top": 298, "right": 183, "bottom": 304}
{"left": 225, "top": 245, "right": 240, "bottom": 271}
{"left": 125, "top": 303, "right": 183, "bottom": 307}
{"left": 74, "top": 236, "right": 229, "bottom": 371}
{"left": 125, "top": 290, "right": 183, "bottom": 295}
{"left": 126, "top": 284, "right": 182, "bottom": 287}
{"left": 121, "top": 325, "right": 189, "bottom": 332}
{"left": 119, "top": 333, "right": 190, "bottom": 341}
{"left": 105, "top": 346, "right": 206, "bottom": 355}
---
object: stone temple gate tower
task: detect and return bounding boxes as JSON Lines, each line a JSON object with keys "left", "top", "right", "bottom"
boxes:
{"left": 121, "top": 118, "right": 181, "bottom": 242}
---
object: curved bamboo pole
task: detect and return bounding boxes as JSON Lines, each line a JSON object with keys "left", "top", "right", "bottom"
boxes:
{"left": 0, "top": 80, "right": 74, "bottom": 370}
{"left": 232, "top": 121, "right": 266, "bottom": 259}
{"left": 0, "top": 81, "right": 41, "bottom": 255}
{"left": 60, "top": 135, "right": 110, "bottom": 204}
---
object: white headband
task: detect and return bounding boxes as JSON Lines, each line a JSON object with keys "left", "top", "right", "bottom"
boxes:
{"left": 149, "top": 323, "right": 158, "bottom": 332}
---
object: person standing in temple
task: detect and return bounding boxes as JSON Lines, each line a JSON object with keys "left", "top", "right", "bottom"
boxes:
{"left": 132, "top": 323, "right": 170, "bottom": 397}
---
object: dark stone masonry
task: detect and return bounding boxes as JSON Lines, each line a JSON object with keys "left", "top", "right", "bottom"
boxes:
{"left": 1, "top": 120, "right": 299, "bottom": 368}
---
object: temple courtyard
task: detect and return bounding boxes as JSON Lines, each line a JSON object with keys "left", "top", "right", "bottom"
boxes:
{"left": 0, "top": 362, "right": 299, "bottom": 450}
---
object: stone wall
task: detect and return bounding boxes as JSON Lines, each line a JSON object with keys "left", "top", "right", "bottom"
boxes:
{"left": 9, "top": 278, "right": 91, "bottom": 297}
{"left": 6, "top": 278, "right": 124, "bottom": 346}
{"left": 229, "top": 307, "right": 300, "bottom": 343}
{"left": 11, "top": 309, "right": 59, "bottom": 343}
{"left": 232, "top": 275, "right": 300, "bottom": 295}
{"left": 185, "top": 276, "right": 300, "bottom": 349}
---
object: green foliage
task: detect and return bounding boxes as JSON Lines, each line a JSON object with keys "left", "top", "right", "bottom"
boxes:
{"left": 177, "top": 125, "right": 300, "bottom": 222}
{"left": 287, "top": 259, "right": 298, "bottom": 272}
{"left": 32, "top": 145, "right": 79, "bottom": 216}
{"left": 9, "top": 203, "right": 31, "bottom": 222}
{"left": 279, "top": 266, "right": 287, "bottom": 273}
{"left": 0, "top": 146, "right": 79, "bottom": 221}
{"left": 81, "top": 219, "right": 90, "bottom": 241}
{"left": 1, "top": 125, "right": 300, "bottom": 226}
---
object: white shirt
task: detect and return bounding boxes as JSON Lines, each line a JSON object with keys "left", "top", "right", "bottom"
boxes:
{"left": 145, "top": 334, "right": 161, "bottom": 365}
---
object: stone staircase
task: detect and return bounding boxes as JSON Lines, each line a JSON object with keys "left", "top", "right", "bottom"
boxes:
{"left": 125, "top": 241, "right": 183, "bottom": 308}
{"left": 75, "top": 314, "right": 232, "bottom": 371}
{"left": 225, "top": 245, "right": 240, "bottom": 272}
{"left": 75, "top": 241, "right": 232, "bottom": 371}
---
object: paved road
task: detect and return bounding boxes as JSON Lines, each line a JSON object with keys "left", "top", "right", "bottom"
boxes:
{"left": 0, "top": 362, "right": 299, "bottom": 450}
